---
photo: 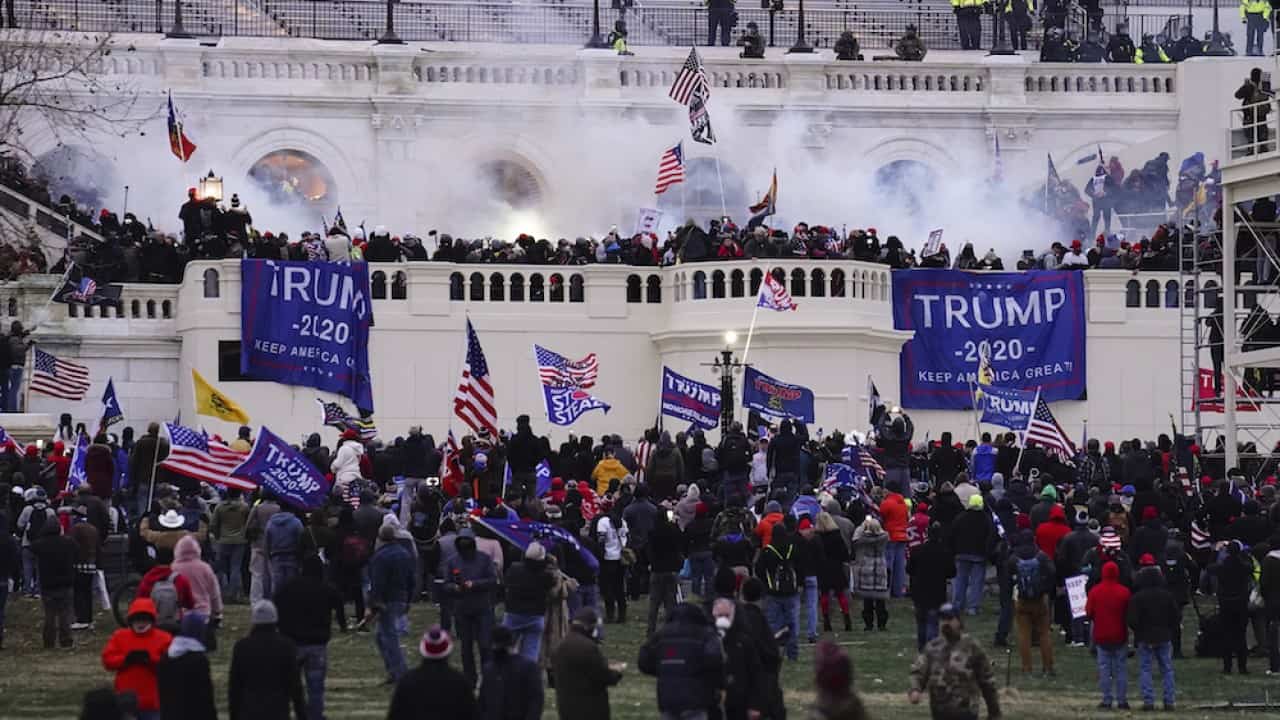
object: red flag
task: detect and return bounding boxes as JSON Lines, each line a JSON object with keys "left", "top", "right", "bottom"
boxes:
{"left": 168, "top": 93, "right": 197, "bottom": 162}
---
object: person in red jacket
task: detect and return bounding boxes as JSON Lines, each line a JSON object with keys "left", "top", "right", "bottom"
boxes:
{"left": 101, "top": 598, "right": 173, "bottom": 720}
{"left": 754, "top": 500, "right": 786, "bottom": 547}
{"left": 1036, "top": 504, "right": 1073, "bottom": 639}
{"left": 1086, "top": 561, "right": 1132, "bottom": 710}
{"left": 879, "top": 482, "right": 910, "bottom": 597}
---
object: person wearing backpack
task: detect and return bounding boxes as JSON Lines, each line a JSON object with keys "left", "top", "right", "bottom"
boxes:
{"left": 717, "top": 421, "right": 752, "bottom": 507}
{"left": 137, "top": 558, "right": 196, "bottom": 634}
{"left": 756, "top": 521, "right": 801, "bottom": 661}
{"left": 1008, "top": 529, "right": 1056, "bottom": 676}
{"left": 17, "top": 486, "right": 55, "bottom": 597}
{"left": 638, "top": 602, "right": 725, "bottom": 720}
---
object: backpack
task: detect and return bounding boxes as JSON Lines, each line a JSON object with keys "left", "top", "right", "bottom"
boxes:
{"left": 340, "top": 534, "right": 371, "bottom": 567}
{"left": 1015, "top": 556, "right": 1043, "bottom": 600}
{"left": 765, "top": 545, "right": 798, "bottom": 595}
{"left": 150, "top": 571, "right": 181, "bottom": 627}
{"left": 712, "top": 506, "right": 754, "bottom": 540}
{"left": 25, "top": 506, "right": 49, "bottom": 543}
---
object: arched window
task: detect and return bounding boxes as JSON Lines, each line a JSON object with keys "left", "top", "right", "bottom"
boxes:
{"left": 1184, "top": 280, "right": 1196, "bottom": 308}
{"left": 1145, "top": 279, "right": 1160, "bottom": 308}
{"left": 530, "top": 274, "right": 545, "bottom": 302}
{"left": 69, "top": 304, "right": 79, "bottom": 318}
{"left": 5, "top": 298, "right": 16, "bottom": 316}
{"left": 811, "top": 269, "right": 826, "bottom": 297}
{"left": 489, "top": 273, "right": 505, "bottom": 302}
{"left": 449, "top": 272, "right": 464, "bottom": 301}
{"left": 510, "top": 273, "right": 525, "bottom": 302}
{"left": 626, "top": 274, "right": 642, "bottom": 303}
{"left": 549, "top": 273, "right": 565, "bottom": 302}
{"left": 130, "top": 299, "right": 141, "bottom": 318}
{"left": 731, "top": 269, "right": 745, "bottom": 297}
{"left": 790, "top": 268, "right": 806, "bottom": 297}
{"left": 391, "top": 271, "right": 407, "bottom": 300}
{"left": 646, "top": 275, "right": 662, "bottom": 303}
{"left": 712, "top": 270, "right": 726, "bottom": 299}
{"left": 831, "top": 269, "right": 846, "bottom": 297}
{"left": 750, "top": 268, "right": 764, "bottom": 295}
{"left": 469, "top": 272, "right": 485, "bottom": 301}
{"left": 371, "top": 270, "right": 387, "bottom": 300}
{"left": 1125, "top": 279, "right": 1140, "bottom": 307}
{"left": 161, "top": 300, "right": 172, "bottom": 319}
{"left": 693, "top": 271, "right": 707, "bottom": 300}
{"left": 202, "top": 268, "right": 220, "bottom": 298}
{"left": 1164, "top": 280, "right": 1180, "bottom": 308}
{"left": 146, "top": 300, "right": 156, "bottom": 318}
{"left": 1204, "top": 280, "right": 1220, "bottom": 308}
{"left": 569, "top": 274, "right": 585, "bottom": 303}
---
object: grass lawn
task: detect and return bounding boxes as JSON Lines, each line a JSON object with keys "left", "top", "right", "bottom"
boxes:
{"left": 0, "top": 594, "right": 1277, "bottom": 719}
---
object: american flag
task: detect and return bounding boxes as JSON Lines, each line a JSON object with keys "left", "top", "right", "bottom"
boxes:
{"left": 668, "top": 46, "right": 709, "bottom": 105}
{"left": 757, "top": 273, "right": 799, "bottom": 312}
{"left": 534, "top": 344, "right": 598, "bottom": 389}
{"left": 0, "top": 426, "right": 26, "bottom": 455}
{"left": 72, "top": 277, "right": 97, "bottom": 302}
{"left": 454, "top": 319, "right": 498, "bottom": 438}
{"left": 315, "top": 399, "right": 378, "bottom": 440}
{"left": 1025, "top": 395, "right": 1076, "bottom": 461}
{"left": 160, "top": 422, "right": 253, "bottom": 490}
{"left": 30, "top": 348, "right": 91, "bottom": 401}
{"left": 654, "top": 143, "right": 685, "bottom": 195}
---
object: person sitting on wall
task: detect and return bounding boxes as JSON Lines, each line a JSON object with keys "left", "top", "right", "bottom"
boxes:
{"left": 738, "top": 21, "right": 765, "bottom": 58}
{"left": 895, "top": 25, "right": 927, "bottom": 61}
{"left": 834, "top": 31, "right": 863, "bottom": 60}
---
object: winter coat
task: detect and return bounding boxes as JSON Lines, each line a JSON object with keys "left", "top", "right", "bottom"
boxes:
{"left": 638, "top": 604, "right": 725, "bottom": 715}
{"left": 551, "top": 627, "right": 622, "bottom": 720}
{"left": 879, "top": 493, "right": 909, "bottom": 542}
{"left": 591, "top": 458, "right": 629, "bottom": 496}
{"left": 244, "top": 500, "right": 281, "bottom": 550}
{"left": 264, "top": 512, "right": 303, "bottom": 561}
{"left": 330, "top": 441, "right": 365, "bottom": 488}
{"left": 157, "top": 638, "right": 218, "bottom": 720}
{"left": 645, "top": 447, "right": 685, "bottom": 501}
{"left": 369, "top": 541, "right": 416, "bottom": 609}
{"left": 275, "top": 570, "right": 344, "bottom": 646}
{"left": 1085, "top": 562, "right": 1131, "bottom": 646}
{"left": 1127, "top": 567, "right": 1180, "bottom": 645}
{"left": 851, "top": 527, "right": 890, "bottom": 599}
{"left": 907, "top": 538, "right": 954, "bottom": 609}
{"left": 479, "top": 652, "right": 543, "bottom": 720}
{"left": 504, "top": 558, "right": 554, "bottom": 616}
{"left": 1261, "top": 549, "right": 1280, "bottom": 613}
{"left": 817, "top": 529, "right": 850, "bottom": 591}
{"left": 719, "top": 616, "right": 767, "bottom": 720}
{"left": 129, "top": 434, "right": 170, "bottom": 491}
{"left": 950, "top": 507, "right": 994, "bottom": 558}
{"left": 31, "top": 525, "right": 76, "bottom": 592}
{"left": 227, "top": 626, "right": 306, "bottom": 720}
{"left": 1034, "top": 505, "right": 1071, "bottom": 562}
{"left": 210, "top": 498, "right": 250, "bottom": 545}
{"left": 101, "top": 599, "right": 174, "bottom": 712}
{"left": 170, "top": 535, "right": 223, "bottom": 618}
{"left": 86, "top": 443, "right": 115, "bottom": 499}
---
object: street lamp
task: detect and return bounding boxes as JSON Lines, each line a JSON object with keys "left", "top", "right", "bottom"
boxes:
{"left": 586, "top": 0, "right": 609, "bottom": 48}
{"left": 377, "top": 0, "right": 404, "bottom": 45}
{"left": 165, "top": 0, "right": 193, "bottom": 39}
{"left": 989, "top": 6, "right": 1015, "bottom": 55}
{"left": 1204, "top": 0, "right": 1232, "bottom": 56}
{"left": 198, "top": 170, "right": 223, "bottom": 202}
{"left": 787, "top": 0, "right": 814, "bottom": 53}
{"left": 704, "top": 331, "right": 749, "bottom": 434}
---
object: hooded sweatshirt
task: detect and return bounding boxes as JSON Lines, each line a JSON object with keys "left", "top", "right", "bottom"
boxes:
{"left": 264, "top": 511, "right": 304, "bottom": 560}
{"left": 1085, "top": 561, "right": 1131, "bottom": 646}
{"left": 170, "top": 535, "right": 223, "bottom": 618}
{"left": 101, "top": 599, "right": 174, "bottom": 711}
{"left": 330, "top": 440, "right": 365, "bottom": 488}
{"left": 1035, "top": 505, "right": 1071, "bottom": 561}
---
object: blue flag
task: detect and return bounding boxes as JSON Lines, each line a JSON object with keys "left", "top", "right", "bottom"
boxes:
{"left": 231, "top": 426, "right": 332, "bottom": 510}
{"left": 743, "top": 366, "right": 815, "bottom": 423}
{"left": 977, "top": 383, "right": 1039, "bottom": 429}
{"left": 535, "top": 460, "right": 552, "bottom": 498}
{"left": 66, "top": 432, "right": 89, "bottom": 491}
{"left": 660, "top": 366, "right": 721, "bottom": 431}
{"left": 475, "top": 517, "right": 599, "bottom": 573}
{"left": 542, "top": 386, "right": 611, "bottom": 426}
{"left": 791, "top": 495, "right": 821, "bottom": 520}
{"left": 100, "top": 378, "right": 124, "bottom": 430}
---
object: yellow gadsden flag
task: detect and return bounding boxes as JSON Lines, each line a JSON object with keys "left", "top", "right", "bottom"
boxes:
{"left": 192, "top": 369, "right": 250, "bottom": 424}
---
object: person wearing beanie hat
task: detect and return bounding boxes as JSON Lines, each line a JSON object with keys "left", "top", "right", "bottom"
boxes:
{"left": 229, "top": 600, "right": 306, "bottom": 720}
{"left": 157, "top": 612, "right": 216, "bottom": 720}
{"left": 101, "top": 599, "right": 173, "bottom": 717}
{"left": 1057, "top": 510, "right": 1103, "bottom": 646}
{"left": 551, "top": 607, "right": 624, "bottom": 720}
{"left": 1029, "top": 484, "right": 1059, "bottom": 533}
{"left": 909, "top": 603, "right": 1001, "bottom": 719}
{"left": 813, "top": 639, "right": 870, "bottom": 719}
{"left": 755, "top": 500, "right": 786, "bottom": 548}
{"left": 949, "top": 493, "right": 994, "bottom": 617}
{"left": 502, "top": 540, "right": 554, "bottom": 662}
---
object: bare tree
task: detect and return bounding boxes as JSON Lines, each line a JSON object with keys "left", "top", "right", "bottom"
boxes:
{"left": 0, "top": 29, "right": 154, "bottom": 269}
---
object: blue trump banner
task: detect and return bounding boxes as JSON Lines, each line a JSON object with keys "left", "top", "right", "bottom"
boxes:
{"left": 743, "top": 366, "right": 815, "bottom": 423}
{"left": 66, "top": 433, "right": 89, "bottom": 491}
{"left": 473, "top": 517, "right": 599, "bottom": 573}
{"left": 535, "top": 460, "right": 552, "bottom": 498}
{"left": 660, "top": 367, "right": 721, "bottom": 430}
{"left": 891, "top": 270, "right": 1086, "bottom": 409}
{"left": 977, "top": 383, "right": 1039, "bottom": 429}
{"left": 240, "top": 260, "right": 375, "bottom": 411}
{"left": 542, "top": 386, "right": 611, "bottom": 426}
{"left": 231, "top": 427, "right": 331, "bottom": 510}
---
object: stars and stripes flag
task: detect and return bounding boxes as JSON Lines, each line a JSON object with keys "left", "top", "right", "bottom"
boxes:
{"left": 668, "top": 47, "right": 709, "bottom": 105}
{"left": 30, "top": 348, "right": 91, "bottom": 401}
{"left": 842, "top": 443, "right": 884, "bottom": 481}
{"left": 534, "top": 344, "right": 598, "bottom": 389}
{"left": 654, "top": 143, "right": 686, "bottom": 195}
{"left": 1024, "top": 393, "right": 1076, "bottom": 461}
{"left": 315, "top": 399, "right": 378, "bottom": 440}
{"left": 454, "top": 319, "right": 498, "bottom": 438}
{"left": 159, "top": 422, "right": 253, "bottom": 490}
{"left": 757, "top": 273, "right": 798, "bottom": 312}
{"left": 0, "top": 427, "right": 26, "bottom": 455}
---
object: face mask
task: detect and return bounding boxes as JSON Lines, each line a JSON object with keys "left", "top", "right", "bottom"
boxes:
{"left": 715, "top": 616, "right": 732, "bottom": 632}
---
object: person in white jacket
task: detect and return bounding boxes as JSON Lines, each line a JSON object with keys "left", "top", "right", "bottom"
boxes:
{"left": 330, "top": 429, "right": 365, "bottom": 492}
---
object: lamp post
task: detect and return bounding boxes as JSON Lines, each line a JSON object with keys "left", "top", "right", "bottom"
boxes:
{"left": 704, "top": 331, "right": 748, "bottom": 434}
{"left": 198, "top": 170, "right": 223, "bottom": 202}
{"left": 989, "top": 6, "right": 1015, "bottom": 55}
{"left": 377, "top": 0, "right": 404, "bottom": 45}
{"left": 586, "top": 0, "right": 609, "bottom": 48}
{"left": 1204, "top": 0, "right": 1232, "bottom": 55}
{"left": 165, "top": 0, "right": 193, "bottom": 39}
{"left": 787, "top": 0, "right": 814, "bottom": 53}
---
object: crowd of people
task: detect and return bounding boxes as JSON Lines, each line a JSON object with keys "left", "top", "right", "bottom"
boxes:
{"left": 3, "top": 401, "right": 1280, "bottom": 718}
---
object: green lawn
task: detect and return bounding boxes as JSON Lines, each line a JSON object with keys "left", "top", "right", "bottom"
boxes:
{"left": 0, "top": 594, "right": 1277, "bottom": 719}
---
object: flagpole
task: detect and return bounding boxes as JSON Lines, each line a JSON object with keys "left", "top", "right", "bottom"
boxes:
{"left": 713, "top": 155, "right": 727, "bottom": 219}
{"left": 20, "top": 343, "right": 33, "bottom": 415}
{"left": 740, "top": 296, "right": 763, "bottom": 370}
{"left": 968, "top": 379, "right": 982, "bottom": 442}
{"left": 1015, "top": 386, "right": 1041, "bottom": 479}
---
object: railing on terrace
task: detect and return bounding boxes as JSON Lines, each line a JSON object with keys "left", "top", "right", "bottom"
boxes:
{"left": 1228, "top": 99, "right": 1280, "bottom": 161}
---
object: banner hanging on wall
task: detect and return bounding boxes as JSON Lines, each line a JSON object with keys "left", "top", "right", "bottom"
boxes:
{"left": 240, "top": 260, "right": 375, "bottom": 411}
{"left": 891, "top": 270, "right": 1086, "bottom": 410}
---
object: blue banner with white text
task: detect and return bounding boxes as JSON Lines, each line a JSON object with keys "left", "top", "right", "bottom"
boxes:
{"left": 231, "top": 427, "right": 331, "bottom": 510}
{"left": 660, "top": 367, "right": 721, "bottom": 431}
{"left": 977, "top": 384, "right": 1039, "bottom": 429}
{"left": 892, "top": 270, "right": 1086, "bottom": 409}
{"left": 742, "top": 366, "right": 815, "bottom": 424}
{"left": 240, "top": 260, "right": 375, "bottom": 411}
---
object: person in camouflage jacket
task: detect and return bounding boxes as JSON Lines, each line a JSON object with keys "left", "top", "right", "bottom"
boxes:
{"left": 909, "top": 604, "right": 1002, "bottom": 720}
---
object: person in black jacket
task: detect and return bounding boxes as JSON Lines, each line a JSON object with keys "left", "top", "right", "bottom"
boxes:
{"left": 1127, "top": 562, "right": 1179, "bottom": 710}
{"left": 646, "top": 511, "right": 686, "bottom": 636}
{"left": 711, "top": 598, "right": 767, "bottom": 720}
{"left": 274, "top": 555, "right": 344, "bottom": 720}
{"left": 908, "top": 522, "right": 954, "bottom": 650}
{"left": 0, "top": 512, "right": 17, "bottom": 650}
{"left": 506, "top": 415, "right": 543, "bottom": 500}
{"left": 639, "top": 602, "right": 725, "bottom": 718}
{"left": 1208, "top": 541, "right": 1254, "bottom": 674}
{"left": 736, "top": 578, "right": 784, "bottom": 718}
{"left": 157, "top": 613, "right": 217, "bottom": 720}
{"left": 390, "top": 626, "right": 478, "bottom": 720}
{"left": 479, "top": 625, "right": 543, "bottom": 720}
{"left": 502, "top": 541, "right": 555, "bottom": 661}
{"left": 768, "top": 420, "right": 802, "bottom": 501}
{"left": 228, "top": 600, "right": 306, "bottom": 720}
{"left": 31, "top": 521, "right": 76, "bottom": 649}
{"left": 949, "top": 494, "right": 993, "bottom": 616}
{"left": 928, "top": 432, "right": 964, "bottom": 486}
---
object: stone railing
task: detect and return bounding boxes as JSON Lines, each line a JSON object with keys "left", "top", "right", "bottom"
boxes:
{"left": 0, "top": 275, "right": 180, "bottom": 333}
